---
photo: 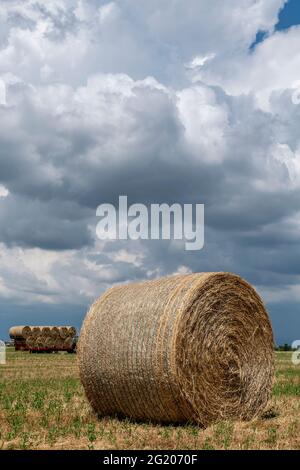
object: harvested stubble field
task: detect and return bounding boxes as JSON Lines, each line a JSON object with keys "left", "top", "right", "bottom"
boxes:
{"left": 0, "top": 348, "right": 299, "bottom": 450}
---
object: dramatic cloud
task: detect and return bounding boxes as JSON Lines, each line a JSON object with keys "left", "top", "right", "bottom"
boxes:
{"left": 0, "top": 0, "right": 299, "bottom": 343}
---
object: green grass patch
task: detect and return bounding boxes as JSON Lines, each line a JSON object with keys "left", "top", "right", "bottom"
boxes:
{"left": 273, "top": 382, "right": 300, "bottom": 396}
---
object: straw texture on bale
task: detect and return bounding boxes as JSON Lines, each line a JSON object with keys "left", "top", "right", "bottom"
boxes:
{"left": 32, "top": 327, "right": 41, "bottom": 337}
{"left": 25, "top": 335, "right": 35, "bottom": 348}
{"left": 64, "top": 337, "right": 73, "bottom": 349}
{"left": 44, "top": 336, "right": 55, "bottom": 348}
{"left": 42, "top": 326, "right": 51, "bottom": 335}
{"left": 51, "top": 327, "right": 60, "bottom": 337}
{"left": 59, "top": 327, "right": 69, "bottom": 339}
{"left": 79, "top": 273, "right": 275, "bottom": 426}
{"left": 68, "top": 326, "right": 76, "bottom": 337}
{"left": 9, "top": 326, "right": 31, "bottom": 339}
{"left": 54, "top": 339, "right": 60, "bottom": 349}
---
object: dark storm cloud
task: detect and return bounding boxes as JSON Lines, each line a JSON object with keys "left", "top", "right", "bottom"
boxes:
{"left": 0, "top": 0, "right": 299, "bottom": 344}
{"left": 0, "top": 195, "right": 93, "bottom": 249}
{"left": 0, "top": 75, "right": 299, "bottom": 284}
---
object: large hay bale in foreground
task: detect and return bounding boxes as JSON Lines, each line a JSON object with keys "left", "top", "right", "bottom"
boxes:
{"left": 79, "top": 273, "right": 275, "bottom": 426}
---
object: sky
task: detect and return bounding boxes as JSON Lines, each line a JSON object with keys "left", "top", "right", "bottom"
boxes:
{"left": 251, "top": 0, "right": 300, "bottom": 48}
{"left": 0, "top": 0, "right": 300, "bottom": 344}
{"left": 277, "top": 0, "right": 300, "bottom": 30}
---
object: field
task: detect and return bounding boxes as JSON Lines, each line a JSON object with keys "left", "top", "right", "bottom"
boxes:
{"left": 0, "top": 349, "right": 299, "bottom": 450}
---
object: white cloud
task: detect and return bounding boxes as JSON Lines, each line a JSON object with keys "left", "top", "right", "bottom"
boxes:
{"left": 177, "top": 85, "right": 229, "bottom": 163}
{"left": 186, "top": 54, "right": 216, "bottom": 70}
{"left": 0, "top": 185, "right": 9, "bottom": 198}
{"left": 273, "top": 144, "right": 300, "bottom": 187}
{"left": 98, "top": 2, "right": 119, "bottom": 25}
{"left": 259, "top": 282, "right": 300, "bottom": 304}
{"left": 0, "top": 78, "right": 6, "bottom": 105}
{"left": 0, "top": 0, "right": 287, "bottom": 87}
{"left": 198, "top": 25, "right": 300, "bottom": 111}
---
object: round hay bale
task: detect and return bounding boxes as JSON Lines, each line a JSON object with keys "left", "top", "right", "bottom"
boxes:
{"left": 26, "top": 335, "right": 35, "bottom": 348}
{"left": 41, "top": 326, "right": 51, "bottom": 335}
{"left": 68, "top": 326, "right": 76, "bottom": 337}
{"left": 9, "top": 326, "right": 31, "bottom": 339}
{"left": 45, "top": 327, "right": 57, "bottom": 338}
{"left": 44, "top": 336, "right": 55, "bottom": 349}
{"left": 78, "top": 273, "right": 275, "bottom": 426}
{"left": 58, "top": 327, "right": 67, "bottom": 339}
{"left": 35, "top": 334, "right": 45, "bottom": 348}
{"left": 32, "top": 327, "right": 41, "bottom": 338}
{"left": 54, "top": 337, "right": 63, "bottom": 349}
{"left": 64, "top": 337, "right": 73, "bottom": 349}
{"left": 59, "top": 327, "right": 71, "bottom": 339}
{"left": 51, "top": 327, "right": 60, "bottom": 338}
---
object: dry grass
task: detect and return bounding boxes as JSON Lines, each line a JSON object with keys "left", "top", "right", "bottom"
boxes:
{"left": 0, "top": 349, "right": 299, "bottom": 450}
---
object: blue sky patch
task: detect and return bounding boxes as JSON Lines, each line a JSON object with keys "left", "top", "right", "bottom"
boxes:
{"left": 251, "top": 0, "right": 300, "bottom": 50}
{"left": 276, "top": 0, "right": 300, "bottom": 31}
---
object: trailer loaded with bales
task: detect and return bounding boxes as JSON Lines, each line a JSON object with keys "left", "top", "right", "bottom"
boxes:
{"left": 9, "top": 325, "right": 77, "bottom": 353}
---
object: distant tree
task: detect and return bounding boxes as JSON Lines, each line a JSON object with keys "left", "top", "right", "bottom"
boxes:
{"left": 276, "top": 343, "right": 294, "bottom": 352}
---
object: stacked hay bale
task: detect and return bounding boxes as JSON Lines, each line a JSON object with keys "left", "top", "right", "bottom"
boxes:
{"left": 79, "top": 272, "right": 275, "bottom": 426}
{"left": 9, "top": 326, "right": 31, "bottom": 351}
{"left": 9, "top": 326, "right": 76, "bottom": 352}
